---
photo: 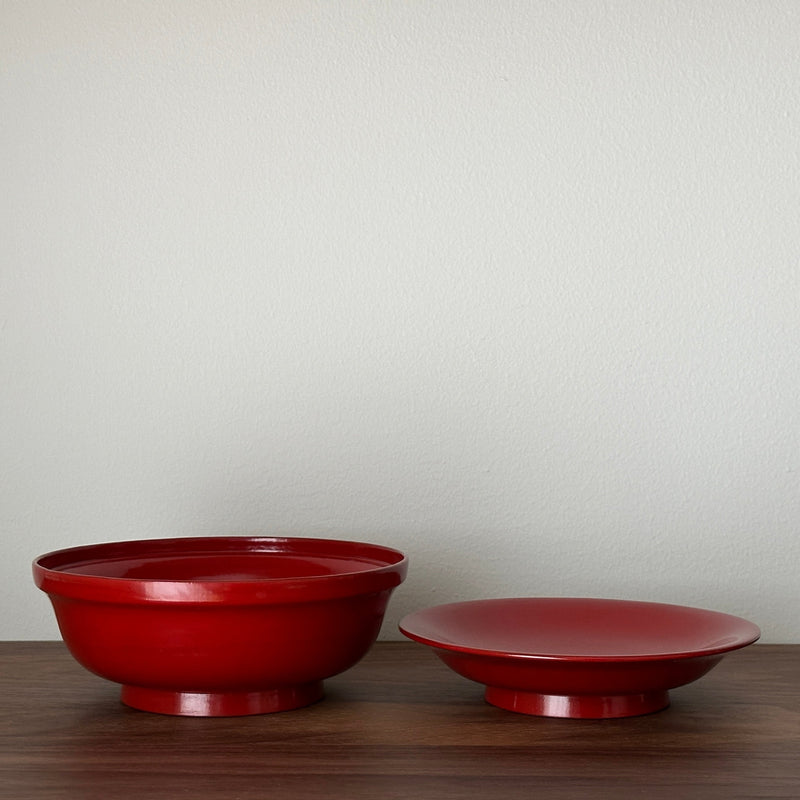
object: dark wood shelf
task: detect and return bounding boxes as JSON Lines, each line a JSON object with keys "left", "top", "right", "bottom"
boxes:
{"left": 1, "top": 641, "right": 798, "bottom": 798}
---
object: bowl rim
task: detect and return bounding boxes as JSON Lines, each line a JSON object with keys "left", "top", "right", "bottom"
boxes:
{"left": 33, "top": 535, "right": 407, "bottom": 605}
{"left": 399, "top": 596, "right": 761, "bottom": 663}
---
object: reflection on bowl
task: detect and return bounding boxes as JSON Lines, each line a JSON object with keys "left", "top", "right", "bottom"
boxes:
{"left": 34, "top": 536, "right": 407, "bottom": 716}
{"left": 400, "top": 597, "right": 760, "bottom": 719}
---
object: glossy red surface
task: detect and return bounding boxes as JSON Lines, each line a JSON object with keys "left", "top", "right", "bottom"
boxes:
{"left": 34, "top": 536, "right": 407, "bottom": 716}
{"left": 399, "top": 598, "right": 760, "bottom": 719}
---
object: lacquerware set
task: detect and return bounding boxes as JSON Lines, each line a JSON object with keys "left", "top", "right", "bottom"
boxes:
{"left": 33, "top": 536, "right": 760, "bottom": 719}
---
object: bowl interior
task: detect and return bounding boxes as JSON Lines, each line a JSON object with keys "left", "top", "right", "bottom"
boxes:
{"left": 56, "top": 552, "right": 383, "bottom": 581}
{"left": 400, "top": 598, "right": 760, "bottom": 659}
{"left": 37, "top": 537, "right": 402, "bottom": 582}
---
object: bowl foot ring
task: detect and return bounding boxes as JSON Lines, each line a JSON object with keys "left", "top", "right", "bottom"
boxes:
{"left": 484, "top": 686, "right": 670, "bottom": 719}
{"left": 121, "top": 681, "right": 325, "bottom": 716}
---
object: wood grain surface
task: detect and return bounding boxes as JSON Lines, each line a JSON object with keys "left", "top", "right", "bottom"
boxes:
{"left": 1, "top": 642, "right": 798, "bottom": 799}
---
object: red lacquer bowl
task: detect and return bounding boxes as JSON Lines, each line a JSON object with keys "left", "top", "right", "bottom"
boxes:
{"left": 34, "top": 536, "right": 407, "bottom": 716}
{"left": 399, "top": 597, "right": 760, "bottom": 719}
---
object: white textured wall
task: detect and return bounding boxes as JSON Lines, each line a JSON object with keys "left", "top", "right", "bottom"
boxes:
{"left": 2, "top": 1, "right": 798, "bottom": 642}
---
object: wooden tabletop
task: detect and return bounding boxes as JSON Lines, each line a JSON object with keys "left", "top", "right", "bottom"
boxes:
{"left": 1, "top": 641, "right": 798, "bottom": 799}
